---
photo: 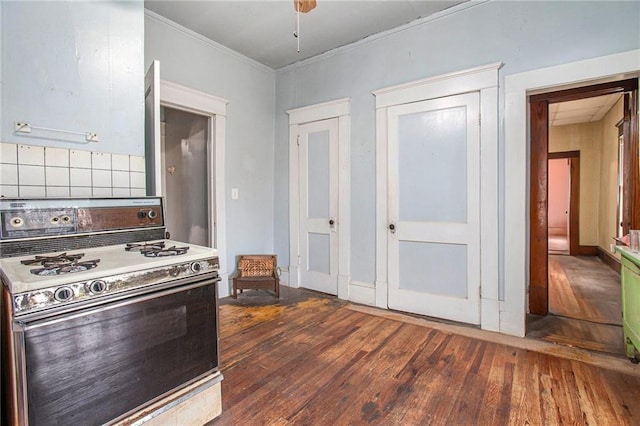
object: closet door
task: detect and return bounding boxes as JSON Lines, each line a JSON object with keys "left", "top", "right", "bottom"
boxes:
{"left": 387, "top": 92, "right": 481, "bottom": 324}
{"left": 298, "top": 118, "right": 339, "bottom": 295}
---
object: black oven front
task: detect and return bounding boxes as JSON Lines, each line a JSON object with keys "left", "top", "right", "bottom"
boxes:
{"left": 5, "top": 278, "right": 219, "bottom": 426}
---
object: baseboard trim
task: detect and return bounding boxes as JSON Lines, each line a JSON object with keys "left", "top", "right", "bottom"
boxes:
{"left": 597, "top": 247, "right": 621, "bottom": 274}
{"left": 578, "top": 245, "right": 599, "bottom": 256}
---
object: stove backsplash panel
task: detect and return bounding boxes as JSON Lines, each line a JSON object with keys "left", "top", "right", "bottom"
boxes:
{"left": 0, "top": 143, "right": 146, "bottom": 198}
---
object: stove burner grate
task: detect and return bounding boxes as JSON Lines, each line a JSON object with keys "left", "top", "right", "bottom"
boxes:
{"left": 21, "top": 253, "right": 85, "bottom": 266}
{"left": 29, "top": 259, "right": 101, "bottom": 276}
{"left": 20, "top": 252, "right": 101, "bottom": 276}
{"left": 141, "top": 246, "right": 190, "bottom": 257}
{"left": 125, "top": 241, "right": 166, "bottom": 252}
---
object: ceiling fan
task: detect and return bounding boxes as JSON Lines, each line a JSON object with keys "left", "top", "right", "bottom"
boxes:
{"left": 293, "top": 0, "right": 317, "bottom": 52}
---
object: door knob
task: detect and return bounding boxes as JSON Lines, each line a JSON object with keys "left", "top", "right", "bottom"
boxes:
{"left": 329, "top": 219, "right": 335, "bottom": 226}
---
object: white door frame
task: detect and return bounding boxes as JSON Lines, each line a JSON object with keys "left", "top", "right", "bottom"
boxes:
{"left": 287, "top": 98, "right": 351, "bottom": 299}
{"left": 374, "top": 63, "right": 500, "bottom": 331}
{"left": 504, "top": 49, "right": 640, "bottom": 337}
{"left": 157, "top": 78, "right": 230, "bottom": 295}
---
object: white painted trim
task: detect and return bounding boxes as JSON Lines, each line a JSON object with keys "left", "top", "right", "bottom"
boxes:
{"left": 504, "top": 49, "right": 640, "bottom": 337}
{"left": 288, "top": 123, "right": 301, "bottom": 288}
{"left": 287, "top": 98, "right": 351, "bottom": 125}
{"left": 337, "top": 113, "right": 351, "bottom": 300}
{"left": 374, "top": 63, "right": 501, "bottom": 109}
{"left": 288, "top": 98, "right": 351, "bottom": 298}
{"left": 144, "top": 9, "right": 275, "bottom": 75}
{"left": 277, "top": 1, "right": 487, "bottom": 72}
{"left": 157, "top": 79, "right": 230, "bottom": 297}
{"left": 373, "top": 64, "right": 500, "bottom": 329}
{"left": 213, "top": 115, "right": 228, "bottom": 295}
{"left": 374, "top": 107, "right": 389, "bottom": 309}
{"left": 348, "top": 281, "right": 376, "bottom": 306}
{"left": 480, "top": 85, "right": 500, "bottom": 330}
{"left": 160, "top": 80, "right": 228, "bottom": 116}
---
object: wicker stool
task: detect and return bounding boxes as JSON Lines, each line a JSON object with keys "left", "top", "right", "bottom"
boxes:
{"left": 231, "top": 254, "right": 280, "bottom": 298}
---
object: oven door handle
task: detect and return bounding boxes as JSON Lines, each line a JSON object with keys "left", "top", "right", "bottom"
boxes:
{"left": 13, "top": 277, "right": 220, "bottom": 332}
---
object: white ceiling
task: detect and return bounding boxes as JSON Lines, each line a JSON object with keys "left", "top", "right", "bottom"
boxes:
{"left": 549, "top": 94, "right": 622, "bottom": 127}
{"left": 144, "top": 0, "right": 467, "bottom": 69}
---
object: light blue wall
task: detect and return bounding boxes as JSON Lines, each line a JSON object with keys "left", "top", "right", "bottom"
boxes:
{"left": 1, "top": 1, "right": 144, "bottom": 155}
{"left": 144, "top": 12, "right": 276, "bottom": 284}
{"left": 274, "top": 1, "right": 640, "bottom": 289}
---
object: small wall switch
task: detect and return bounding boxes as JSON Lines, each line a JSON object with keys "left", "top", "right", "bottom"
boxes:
{"left": 231, "top": 188, "right": 239, "bottom": 200}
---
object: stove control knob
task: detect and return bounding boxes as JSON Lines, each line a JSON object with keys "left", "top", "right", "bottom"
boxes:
{"left": 10, "top": 217, "right": 24, "bottom": 228}
{"left": 54, "top": 287, "right": 74, "bottom": 302}
{"left": 191, "top": 262, "right": 202, "bottom": 273}
{"left": 137, "top": 211, "right": 147, "bottom": 219}
{"left": 87, "top": 280, "right": 107, "bottom": 295}
{"left": 148, "top": 210, "right": 158, "bottom": 219}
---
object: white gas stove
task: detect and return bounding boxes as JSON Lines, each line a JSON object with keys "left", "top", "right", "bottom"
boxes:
{"left": 0, "top": 197, "right": 222, "bottom": 426}
{"left": 1, "top": 239, "right": 218, "bottom": 317}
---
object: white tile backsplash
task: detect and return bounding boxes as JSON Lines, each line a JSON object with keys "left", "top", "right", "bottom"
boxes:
{"left": 112, "top": 170, "right": 130, "bottom": 188}
{"left": 70, "top": 150, "right": 92, "bottom": 168}
{"left": 1, "top": 163, "right": 18, "bottom": 185}
{"left": 19, "top": 165, "right": 45, "bottom": 186}
{"left": 46, "top": 166, "right": 70, "bottom": 186}
{"left": 2, "top": 143, "right": 146, "bottom": 198}
{"left": 112, "top": 154, "right": 130, "bottom": 171}
{"left": 70, "top": 168, "right": 92, "bottom": 187}
{"left": 92, "top": 169, "right": 111, "bottom": 187}
{"left": 92, "top": 152, "right": 111, "bottom": 170}
{"left": 0, "top": 143, "right": 18, "bottom": 164}
{"left": 0, "top": 185, "right": 19, "bottom": 197}
{"left": 70, "top": 186, "right": 92, "bottom": 197}
{"left": 45, "top": 147, "right": 69, "bottom": 167}
{"left": 130, "top": 171, "right": 146, "bottom": 188}
{"left": 18, "top": 145, "right": 45, "bottom": 166}
{"left": 130, "top": 156, "right": 145, "bottom": 172}
{"left": 19, "top": 186, "right": 46, "bottom": 197}
{"left": 92, "top": 187, "right": 113, "bottom": 197}
{"left": 46, "top": 186, "right": 70, "bottom": 197}
{"left": 112, "top": 187, "right": 131, "bottom": 197}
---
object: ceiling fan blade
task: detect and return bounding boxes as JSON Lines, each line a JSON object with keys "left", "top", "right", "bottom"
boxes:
{"left": 294, "top": 0, "right": 317, "bottom": 14}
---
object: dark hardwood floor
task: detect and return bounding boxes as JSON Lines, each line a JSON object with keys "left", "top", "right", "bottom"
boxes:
{"left": 211, "top": 286, "right": 640, "bottom": 425}
{"left": 528, "top": 255, "right": 624, "bottom": 356}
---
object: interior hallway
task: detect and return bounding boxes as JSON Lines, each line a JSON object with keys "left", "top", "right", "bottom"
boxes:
{"left": 527, "top": 255, "right": 624, "bottom": 356}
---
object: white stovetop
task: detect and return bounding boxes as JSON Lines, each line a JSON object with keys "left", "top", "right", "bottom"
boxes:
{"left": 0, "top": 240, "right": 217, "bottom": 294}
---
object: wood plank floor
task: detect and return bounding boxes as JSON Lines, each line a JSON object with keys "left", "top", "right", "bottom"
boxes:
{"left": 528, "top": 255, "right": 624, "bottom": 356}
{"left": 210, "top": 287, "right": 640, "bottom": 425}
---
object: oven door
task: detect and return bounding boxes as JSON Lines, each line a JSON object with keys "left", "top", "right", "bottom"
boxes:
{"left": 12, "top": 278, "right": 219, "bottom": 426}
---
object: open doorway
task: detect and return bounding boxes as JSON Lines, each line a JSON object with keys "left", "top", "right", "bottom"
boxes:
{"left": 161, "top": 107, "right": 210, "bottom": 246}
{"left": 548, "top": 157, "right": 570, "bottom": 254}
{"left": 547, "top": 151, "right": 580, "bottom": 256}
{"left": 527, "top": 78, "right": 639, "bottom": 355}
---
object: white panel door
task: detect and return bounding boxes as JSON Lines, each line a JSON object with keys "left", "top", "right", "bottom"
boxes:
{"left": 387, "top": 92, "right": 480, "bottom": 324}
{"left": 298, "top": 118, "right": 339, "bottom": 295}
